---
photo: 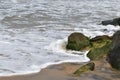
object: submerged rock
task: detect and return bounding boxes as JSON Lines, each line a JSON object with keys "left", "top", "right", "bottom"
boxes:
{"left": 101, "top": 17, "right": 120, "bottom": 26}
{"left": 66, "top": 32, "right": 90, "bottom": 51}
{"left": 73, "top": 62, "right": 95, "bottom": 75}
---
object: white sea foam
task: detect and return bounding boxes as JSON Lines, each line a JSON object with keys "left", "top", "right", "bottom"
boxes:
{"left": 11, "top": 0, "right": 18, "bottom": 3}
{"left": 45, "top": 38, "right": 67, "bottom": 53}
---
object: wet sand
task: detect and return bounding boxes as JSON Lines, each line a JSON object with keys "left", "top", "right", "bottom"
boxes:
{"left": 0, "top": 58, "right": 120, "bottom": 80}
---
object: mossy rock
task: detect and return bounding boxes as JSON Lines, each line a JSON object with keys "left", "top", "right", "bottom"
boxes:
{"left": 87, "top": 35, "right": 112, "bottom": 60}
{"left": 87, "top": 42, "right": 111, "bottom": 60}
{"left": 73, "top": 62, "right": 95, "bottom": 75}
{"left": 90, "top": 35, "right": 111, "bottom": 49}
{"left": 66, "top": 32, "right": 91, "bottom": 51}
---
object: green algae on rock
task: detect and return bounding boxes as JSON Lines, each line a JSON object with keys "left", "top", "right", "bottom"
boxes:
{"left": 66, "top": 32, "right": 91, "bottom": 51}
{"left": 87, "top": 42, "right": 111, "bottom": 60}
{"left": 87, "top": 35, "right": 112, "bottom": 60}
{"left": 73, "top": 62, "right": 95, "bottom": 75}
{"left": 66, "top": 33, "right": 112, "bottom": 60}
{"left": 90, "top": 35, "right": 111, "bottom": 48}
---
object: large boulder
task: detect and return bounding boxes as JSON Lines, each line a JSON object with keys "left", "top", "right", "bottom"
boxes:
{"left": 101, "top": 18, "right": 120, "bottom": 26}
{"left": 108, "top": 45, "right": 120, "bottom": 70}
{"left": 107, "top": 30, "right": 120, "bottom": 70}
{"left": 73, "top": 62, "right": 95, "bottom": 75}
{"left": 66, "top": 32, "right": 90, "bottom": 51}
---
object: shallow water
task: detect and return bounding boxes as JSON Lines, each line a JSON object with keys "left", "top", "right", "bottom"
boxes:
{"left": 0, "top": 0, "right": 120, "bottom": 76}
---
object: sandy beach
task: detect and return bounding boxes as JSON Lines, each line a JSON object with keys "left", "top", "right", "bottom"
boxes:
{"left": 0, "top": 58, "right": 120, "bottom": 80}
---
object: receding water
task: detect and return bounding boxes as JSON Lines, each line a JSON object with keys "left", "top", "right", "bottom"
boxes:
{"left": 0, "top": 0, "right": 120, "bottom": 76}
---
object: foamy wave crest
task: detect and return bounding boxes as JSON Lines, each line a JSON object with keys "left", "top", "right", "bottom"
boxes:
{"left": 45, "top": 38, "right": 90, "bottom": 56}
{"left": 11, "top": 0, "right": 17, "bottom": 3}
{"left": 75, "top": 24, "right": 120, "bottom": 38}
{"left": 11, "top": 0, "right": 32, "bottom": 3}
{"left": 45, "top": 38, "right": 67, "bottom": 53}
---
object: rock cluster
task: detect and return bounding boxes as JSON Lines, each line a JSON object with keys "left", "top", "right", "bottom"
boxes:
{"left": 66, "top": 32, "right": 112, "bottom": 75}
{"left": 66, "top": 18, "right": 120, "bottom": 75}
{"left": 66, "top": 30, "right": 120, "bottom": 75}
{"left": 67, "top": 32, "right": 111, "bottom": 61}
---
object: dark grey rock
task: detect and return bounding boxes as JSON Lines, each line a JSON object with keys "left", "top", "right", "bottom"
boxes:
{"left": 111, "top": 30, "right": 120, "bottom": 49}
{"left": 107, "top": 30, "right": 120, "bottom": 70}
{"left": 108, "top": 44, "right": 120, "bottom": 70}
{"left": 101, "top": 18, "right": 120, "bottom": 26}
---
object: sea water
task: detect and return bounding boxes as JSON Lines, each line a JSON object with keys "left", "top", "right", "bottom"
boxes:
{"left": 0, "top": 0, "right": 120, "bottom": 76}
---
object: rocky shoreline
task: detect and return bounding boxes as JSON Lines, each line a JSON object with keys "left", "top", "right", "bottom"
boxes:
{"left": 66, "top": 17, "right": 120, "bottom": 76}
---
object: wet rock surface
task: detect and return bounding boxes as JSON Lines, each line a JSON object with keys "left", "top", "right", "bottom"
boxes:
{"left": 101, "top": 18, "right": 120, "bottom": 26}
{"left": 66, "top": 32, "right": 90, "bottom": 51}
{"left": 108, "top": 45, "right": 120, "bottom": 70}
{"left": 73, "top": 62, "right": 95, "bottom": 75}
{"left": 108, "top": 30, "right": 120, "bottom": 70}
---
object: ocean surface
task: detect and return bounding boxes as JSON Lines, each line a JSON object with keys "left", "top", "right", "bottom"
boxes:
{"left": 0, "top": 0, "right": 120, "bottom": 76}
